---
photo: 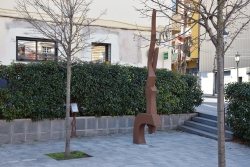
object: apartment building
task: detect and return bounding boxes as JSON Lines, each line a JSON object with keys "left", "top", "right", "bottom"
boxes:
{"left": 172, "top": 0, "right": 250, "bottom": 94}
{"left": 171, "top": 0, "right": 199, "bottom": 75}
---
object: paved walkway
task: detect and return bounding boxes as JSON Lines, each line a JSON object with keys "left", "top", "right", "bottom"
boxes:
{"left": 196, "top": 97, "right": 218, "bottom": 116}
{"left": 202, "top": 94, "right": 217, "bottom": 98}
{"left": 0, "top": 131, "right": 250, "bottom": 167}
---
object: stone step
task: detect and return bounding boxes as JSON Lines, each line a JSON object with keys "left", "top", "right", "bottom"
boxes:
{"left": 192, "top": 116, "right": 232, "bottom": 131}
{"left": 177, "top": 125, "right": 232, "bottom": 141}
{"left": 197, "top": 112, "right": 217, "bottom": 121}
{"left": 184, "top": 121, "right": 234, "bottom": 139}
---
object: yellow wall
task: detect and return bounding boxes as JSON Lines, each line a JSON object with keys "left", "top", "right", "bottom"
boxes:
{"left": 187, "top": 60, "right": 197, "bottom": 68}
{"left": 190, "top": 0, "right": 199, "bottom": 59}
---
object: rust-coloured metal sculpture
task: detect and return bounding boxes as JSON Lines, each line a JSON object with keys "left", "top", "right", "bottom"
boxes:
{"left": 133, "top": 9, "right": 162, "bottom": 144}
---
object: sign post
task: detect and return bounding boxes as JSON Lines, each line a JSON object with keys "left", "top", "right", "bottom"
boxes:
{"left": 71, "top": 103, "right": 79, "bottom": 137}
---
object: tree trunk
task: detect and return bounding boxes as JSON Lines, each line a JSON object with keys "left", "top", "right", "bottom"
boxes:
{"left": 217, "top": 1, "right": 226, "bottom": 166}
{"left": 217, "top": 48, "right": 225, "bottom": 167}
{"left": 65, "top": 56, "right": 71, "bottom": 157}
{"left": 65, "top": 2, "right": 73, "bottom": 158}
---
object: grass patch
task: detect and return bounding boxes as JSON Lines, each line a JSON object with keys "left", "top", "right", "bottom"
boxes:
{"left": 45, "top": 151, "right": 92, "bottom": 160}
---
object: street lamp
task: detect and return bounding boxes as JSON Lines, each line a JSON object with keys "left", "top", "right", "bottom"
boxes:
{"left": 235, "top": 52, "right": 240, "bottom": 82}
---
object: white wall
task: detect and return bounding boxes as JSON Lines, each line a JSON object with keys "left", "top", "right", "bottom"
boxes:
{"left": 0, "top": 18, "right": 33, "bottom": 64}
{"left": 82, "top": 27, "right": 171, "bottom": 69}
{"left": 231, "top": 67, "right": 250, "bottom": 82}
{"left": 1, "top": 0, "right": 170, "bottom": 27}
{"left": 200, "top": 67, "right": 250, "bottom": 94}
{"left": 82, "top": 28, "right": 120, "bottom": 62}
{"left": 89, "top": 0, "right": 170, "bottom": 27}
{"left": 200, "top": 72, "right": 214, "bottom": 94}
{"left": 0, "top": 18, "right": 8, "bottom": 64}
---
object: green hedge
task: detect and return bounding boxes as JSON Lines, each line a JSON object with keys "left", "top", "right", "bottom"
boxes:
{"left": 0, "top": 61, "right": 203, "bottom": 121}
{"left": 225, "top": 82, "right": 250, "bottom": 142}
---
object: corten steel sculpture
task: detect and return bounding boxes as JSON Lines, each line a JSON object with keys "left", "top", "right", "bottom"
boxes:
{"left": 133, "top": 9, "right": 162, "bottom": 144}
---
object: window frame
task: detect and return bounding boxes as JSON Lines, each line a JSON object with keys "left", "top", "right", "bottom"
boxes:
{"left": 16, "top": 36, "right": 58, "bottom": 62}
{"left": 91, "top": 42, "right": 111, "bottom": 63}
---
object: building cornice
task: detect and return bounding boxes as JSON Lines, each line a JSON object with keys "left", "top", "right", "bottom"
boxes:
{"left": 0, "top": 8, "right": 165, "bottom": 32}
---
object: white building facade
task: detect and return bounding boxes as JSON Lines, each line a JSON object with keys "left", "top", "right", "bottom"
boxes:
{"left": 0, "top": 0, "right": 172, "bottom": 69}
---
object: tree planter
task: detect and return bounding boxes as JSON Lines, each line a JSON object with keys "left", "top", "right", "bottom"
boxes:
{"left": 0, "top": 113, "right": 197, "bottom": 144}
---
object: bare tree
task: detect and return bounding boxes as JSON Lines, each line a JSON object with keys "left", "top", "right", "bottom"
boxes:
{"left": 15, "top": 0, "right": 106, "bottom": 157}
{"left": 136, "top": 0, "right": 250, "bottom": 166}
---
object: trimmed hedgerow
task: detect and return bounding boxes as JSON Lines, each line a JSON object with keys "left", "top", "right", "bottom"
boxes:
{"left": 0, "top": 62, "right": 66, "bottom": 121}
{"left": 225, "top": 82, "right": 250, "bottom": 142}
{"left": 0, "top": 61, "right": 203, "bottom": 121}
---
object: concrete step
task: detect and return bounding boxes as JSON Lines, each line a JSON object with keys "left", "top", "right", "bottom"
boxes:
{"left": 177, "top": 125, "right": 232, "bottom": 141}
{"left": 192, "top": 116, "right": 232, "bottom": 131}
{"left": 197, "top": 112, "right": 217, "bottom": 121}
{"left": 192, "top": 116, "right": 217, "bottom": 127}
{"left": 184, "top": 121, "right": 234, "bottom": 139}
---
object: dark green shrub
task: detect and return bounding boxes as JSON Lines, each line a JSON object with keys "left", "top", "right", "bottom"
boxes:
{"left": 0, "top": 61, "right": 203, "bottom": 121}
{"left": 0, "top": 62, "right": 66, "bottom": 121}
{"left": 179, "top": 74, "right": 203, "bottom": 112}
{"left": 0, "top": 88, "right": 8, "bottom": 119}
{"left": 71, "top": 64, "right": 148, "bottom": 117}
{"left": 225, "top": 82, "right": 250, "bottom": 142}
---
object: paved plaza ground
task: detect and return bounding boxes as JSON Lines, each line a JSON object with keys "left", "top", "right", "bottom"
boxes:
{"left": 0, "top": 130, "right": 249, "bottom": 167}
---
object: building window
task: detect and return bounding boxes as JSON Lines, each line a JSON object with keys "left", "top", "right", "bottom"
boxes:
{"left": 16, "top": 36, "right": 57, "bottom": 61}
{"left": 91, "top": 43, "right": 111, "bottom": 64}
{"left": 42, "top": 46, "right": 52, "bottom": 53}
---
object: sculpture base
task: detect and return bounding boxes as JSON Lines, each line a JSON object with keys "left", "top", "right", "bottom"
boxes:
{"left": 133, "top": 113, "right": 162, "bottom": 144}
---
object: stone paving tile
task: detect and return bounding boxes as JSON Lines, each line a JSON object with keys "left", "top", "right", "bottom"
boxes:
{"left": 0, "top": 131, "right": 250, "bottom": 167}
{"left": 1, "top": 162, "right": 29, "bottom": 167}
